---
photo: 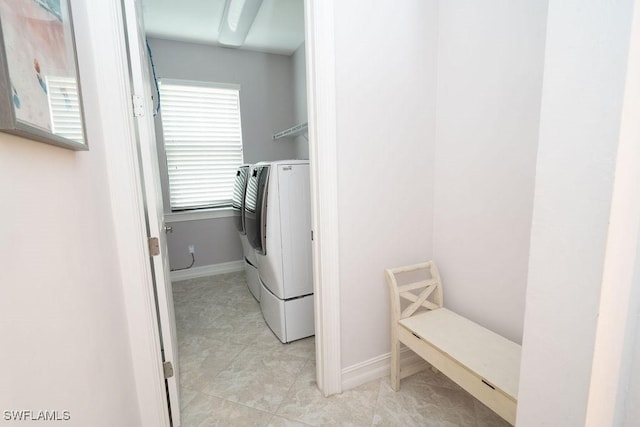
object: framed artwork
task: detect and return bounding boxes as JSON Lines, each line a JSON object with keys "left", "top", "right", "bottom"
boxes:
{"left": 0, "top": 0, "right": 87, "bottom": 150}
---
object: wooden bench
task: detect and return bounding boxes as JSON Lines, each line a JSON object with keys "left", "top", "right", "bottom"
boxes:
{"left": 385, "top": 261, "right": 521, "bottom": 425}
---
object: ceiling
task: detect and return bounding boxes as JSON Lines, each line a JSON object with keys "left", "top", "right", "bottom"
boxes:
{"left": 142, "top": 0, "right": 305, "bottom": 56}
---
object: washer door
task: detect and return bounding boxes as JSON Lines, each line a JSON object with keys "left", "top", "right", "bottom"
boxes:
{"left": 244, "top": 165, "right": 269, "bottom": 254}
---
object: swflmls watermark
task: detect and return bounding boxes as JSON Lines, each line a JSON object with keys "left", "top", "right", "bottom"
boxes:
{"left": 3, "top": 410, "right": 70, "bottom": 421}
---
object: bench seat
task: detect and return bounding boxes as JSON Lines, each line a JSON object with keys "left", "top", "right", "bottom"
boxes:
{"left": 399, "top": 308, "right": 520, "bottom": 424}
{"left": 386, "top": 261, "right": 521, "bottom": 425}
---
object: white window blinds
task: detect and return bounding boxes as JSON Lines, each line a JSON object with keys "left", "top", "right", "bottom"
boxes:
{"left": 159, "top": 80, "right": 244, "bottom": 211}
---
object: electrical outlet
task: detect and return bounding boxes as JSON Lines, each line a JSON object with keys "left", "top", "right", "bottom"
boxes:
{"left": 188, "top": 244, "right": 195, "bottom": 254}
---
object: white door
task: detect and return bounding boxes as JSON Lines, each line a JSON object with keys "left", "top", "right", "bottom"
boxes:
{"left": 121, "top": 0, "right": 181, "bottom": 425}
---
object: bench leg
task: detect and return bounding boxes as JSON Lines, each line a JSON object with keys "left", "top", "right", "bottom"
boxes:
{"left": 390, "top": 335, "right": 400, "bottom": 391}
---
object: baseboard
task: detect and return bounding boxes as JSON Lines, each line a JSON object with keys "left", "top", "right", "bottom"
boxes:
{"left": 341, "top": 347, "right": 428, "bottom": 391}
{"left": 170, "top": 260, "right": 244, "bottom": 282}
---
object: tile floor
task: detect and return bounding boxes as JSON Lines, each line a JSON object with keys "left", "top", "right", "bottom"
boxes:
{"left": 173, "top": 271, "right": 510, "bottom": 427}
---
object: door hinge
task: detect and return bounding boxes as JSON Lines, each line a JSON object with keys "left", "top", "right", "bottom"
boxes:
{"left": 163, "top": 361, "right": 174, "bottom": 379}
{"left": 148, "top": 237, "right": 160, "bottom": 256}
{"left": 132, "top": 94, "right": 144, "bottom": 117}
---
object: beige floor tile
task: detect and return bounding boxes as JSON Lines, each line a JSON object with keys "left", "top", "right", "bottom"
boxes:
{"left": 373, "top": 373, "right": 477, "bottom": 427}
{"left": 174, "top": 272, "right": 510, "bottom": 427}
{"left": 267, "top": 415, "right": 314, "bottom": 427}
{"left": 179, "top": 386, "right": 200, "bottom": 412}
{"left": 276, "top": 360, "right": 379, "bottom": 426}
{"left": 474, "top": 399, "right": 512, "bottom": 427}
{"left": 201, "top": 345, "right": 308, "bottom": 412}
{"left": 181, "top": 391, "right": 272, "bottom": 427}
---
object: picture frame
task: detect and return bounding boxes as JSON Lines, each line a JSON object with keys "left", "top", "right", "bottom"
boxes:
{"left": 0, "top": 0, "right": 88, "bottom": 151}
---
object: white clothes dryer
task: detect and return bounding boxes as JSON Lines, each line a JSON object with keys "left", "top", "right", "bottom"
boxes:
{"left": 244, "top": 160, "right": 314, "bottom": 343}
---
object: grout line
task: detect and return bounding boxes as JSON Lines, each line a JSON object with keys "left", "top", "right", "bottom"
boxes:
{"left": 270, "top": 355, "right": 312, "bottom": 421}
{"left": 369, "top": 378, "right": 384, "bottom": 427}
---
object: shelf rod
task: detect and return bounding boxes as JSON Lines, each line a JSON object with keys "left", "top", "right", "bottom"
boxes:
{"left": 272, "top": 122, "right": 308, "bottom": 140}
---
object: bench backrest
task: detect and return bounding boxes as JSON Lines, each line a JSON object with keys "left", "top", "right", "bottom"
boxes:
{"left": 385, "top": 261, "right": 443, "bottom": 321}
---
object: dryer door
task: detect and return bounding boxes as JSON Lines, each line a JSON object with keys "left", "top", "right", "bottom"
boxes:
{"left": 256, "top": 165, "right": 270, "bottom": 255}
{"left": 232, "top": 165, "right": 250, "bottom": 234}
{"left": 245, "top": 165, "right": 269, "bottom": 254}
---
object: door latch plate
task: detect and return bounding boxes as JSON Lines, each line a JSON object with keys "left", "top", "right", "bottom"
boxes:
{"left": 148, "top": 237, "right": 160, "bottom": 256}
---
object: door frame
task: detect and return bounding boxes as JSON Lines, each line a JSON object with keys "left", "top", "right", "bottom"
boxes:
{"left": 100, "top": 0, "right": 343, "bottom": 423}
{"left": 93, "top": 0, "right": 171, "bottom": 425}
{"left": 305, "top": 0, "right": 342, "bottom": 396}
{"left": 120, "top": 0, "right": 182, "bottom": 423}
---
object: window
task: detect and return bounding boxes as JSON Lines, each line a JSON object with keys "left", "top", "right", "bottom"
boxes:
{"left": 46, "top": 76, "right": 84, "bottom": 144}
{"left": 158, "top": 80, "right": 244, "bottom": 211}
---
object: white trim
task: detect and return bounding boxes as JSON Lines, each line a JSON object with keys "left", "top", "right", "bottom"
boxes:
{"left": 341, "top": 348, "right": 429, "bottom": 391}
{"left": 92, "top": 0, "right": 169, "bottom": 425}
{"left": 159, "top": 78, "right": 240, "bottom": 92}
{"left": 305, "top": 0, "right": 342, "bottom": 397}
{"left": 165, "top": 207, "right": 234, "bottom": 223}
{"left": 170, "top": 260, "right": 245, "bottom": 282}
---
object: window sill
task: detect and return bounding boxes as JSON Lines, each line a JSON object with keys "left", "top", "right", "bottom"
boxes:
{"left": 164, "top": 207, "right": 234, "bottom": 223}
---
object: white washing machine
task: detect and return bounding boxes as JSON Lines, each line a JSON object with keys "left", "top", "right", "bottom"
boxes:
{"left": 231, "top": 164, "right": 260, "bottom": 301}
{"left": 244, "top": 160, "right": 314, "bottom": 343}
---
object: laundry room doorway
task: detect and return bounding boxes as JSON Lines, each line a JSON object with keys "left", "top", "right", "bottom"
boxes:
{"left": 123, "top": 0, "right": 343, "bottom": 423}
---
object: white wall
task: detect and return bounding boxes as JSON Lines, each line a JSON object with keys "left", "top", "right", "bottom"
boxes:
{"left": 433, "top": 0, "right": 548, "bottom": 343}
{"left": 585, "top": 2, "right": 640, "bottom": 424}
{"left": 146, "top": 38, "right": 299, "bottom": 268}
{"left": 619, "top": 249, "right": 640, "bottom": 426}
{"left": 334, "top": 0, "right": 438, "bottom": 369}
{"left": 292, "top": 43, "right": 309, "bottom": 159}
{"left": 165, "top": 217, "right": 242, "bottom": 269}
{"left": 517, "top": 0, "right": 636, "bottom": 425}
{"left": 0, "top": 1, "right": 141, "bottom": 425}
{"left": 624, "top": 309, "right": 640, "bottom": 425}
